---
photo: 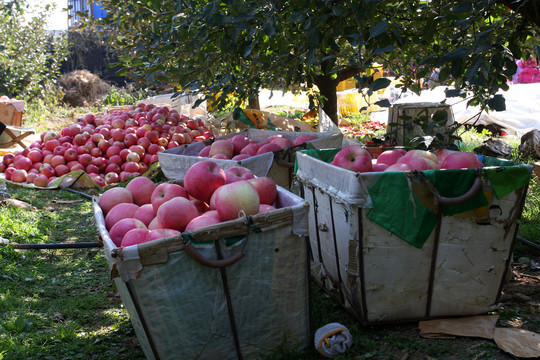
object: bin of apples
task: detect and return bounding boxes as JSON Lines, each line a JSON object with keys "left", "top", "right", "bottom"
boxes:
{"left": 0, "top": 102, "right": 215, "bottom": 187}
{"left": 99, "top": 160, "right": 278, "bottom": 248}
{"left": 329, "top": 145, "right": 484, "bottom": 172}
{"left": 197, "top": 133, "right": 319, "bottom": 160}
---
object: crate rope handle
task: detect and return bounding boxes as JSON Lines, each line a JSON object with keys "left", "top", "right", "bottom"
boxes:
{"left": 416, "top": 169, "right": 483, "bottom": 206}
{"left": 183, "top": 215, "right": 252, "bottom": 268}
{"left": 275, "top": 143, "right": 309, "bottom": 168}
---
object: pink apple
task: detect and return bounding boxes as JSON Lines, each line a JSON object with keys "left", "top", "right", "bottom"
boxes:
{"left": 105, "top": 203, "right": 140, "bottom": 230}
{"left": 14, "top": 157, "right": 32, "bottom": 171}
{"left": 10, "top": 169, "right": 27, "bottom": 183}
{"left": 372, "top": 163, "right": 390, "bottom": 172}
{"left": 183, "top": 160, "right": 227, "bottom": 203}
{"left": 63, "top": 148, "right": 78, "bottom": 162}
{"left": 133, "top": 203, "right": 156, "bottom": 227}
{"left": 293, "top": 134, "right": 318, "bottom": 146}
{"left": 198, "top": 145, "right": 211, "bottom": 157}
{"left": 270, "top": 137, "right": 295, "bottom": 149}
{"left": 376, "top": 149, "right": 407, "bottom": 166}
{"left": 150, "top": 182, "right": 188, "bottom": 213}
{"left": 440, "top": 152, "right": 484, "bottom": 169}
{"left": 156, "top": 197, "right": 199, "bottom": 231}
{"left": 34, "top": 174, "right": 49, "bottom": 187}
{"left": 120, "top": 228, "right": 151, "bottom": 247}
{"left": 225, "top": 166, "right": 255, "bottom": 184}
{"left": 99, "top": 186, "right": 134, "bottom": 215}
{"left": 396, "top": 150, "right": 439, "bottom": 171}
{"left": 105, "top": 163, "right": 121, "bottom": 174}
{"left": 258, "top": 204, "right": 277, "bottom": 213}
{"left": 209, "top": 139, "right": 234, "bottom": 159}
{"left": 213, "top": 180, "right": 260, "bottom": 221}
{"left": 26, "top": 172, "right": 38, "bottom": 184}
{"left": 330, "top": 145, "right": 372, "bottom": 173}
{"left": 191, "top": 199, "right": 210, "bottom": 215}
{"left": 232, "top": 154, "right": 251, "bottom": 161}
{"left": 126, "top": 176, "right": 156, "bottom": 205}
{"left": 185, "top": 212, "right": 221, "bottom": 232}
{"left": 105, "top": 172, "right": 120, "bottom": 184}
{"left": 230, "top": 135, "right": 251, "bottom": 155}
{"left": 247, "top": 176, "right": 278, "bottom": 205}
{"left": 240, "top": 144, "right": 260, "bottom": 156}
{"left": 256, "top": 142, "right": 282, "bottom": 155}
{"left": 2, "top": 153, "right": 15, "bottom": 166}
{"left": 146, "top": 228, "right": 181, "bottom": 241}
{"left": 384, "top": 162, "right": 415, "bottom": 172}
{"left": 27, "top": 150, "right": 43, "bottom": 163}
{"left": 78, "top": 153, "right": 92, "bottom": 166}
{"left": 433, "top": 149, "right": 460, "bottom": 165}
{"left": 108, "top": 218, "right": 147, "bottom": 247}
{"left": 55, "top": 164, "right": 70, "bottom": 177}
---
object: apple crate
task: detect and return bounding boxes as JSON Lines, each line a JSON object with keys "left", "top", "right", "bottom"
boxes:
{"left": 93, "top": 185, "right": 311, "bottom": 360}
{"left": 0, "top": 101, "right": 24, "bottom": 127}
{"left": 294, "top": 148, "right": 532, "bottom": 324}
{"left": 158, "top": 128, "right": 343, "bottom": 189}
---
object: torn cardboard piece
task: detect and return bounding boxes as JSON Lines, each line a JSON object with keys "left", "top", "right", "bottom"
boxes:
{"left": 419, "top": 315, "right": 499, "bottom": 339}
{"left": 493, "top": 328, "right": 540, "bottom": 359}
{"left": 419, "top": 316, "right": 540, "bottom": 358}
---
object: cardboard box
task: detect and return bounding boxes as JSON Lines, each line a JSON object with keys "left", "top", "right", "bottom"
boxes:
{"left": 93, "top": 185, "right": 311, "bottom": 360}
{"left": 294, "top": 149, "right": 531, "bottom": 324}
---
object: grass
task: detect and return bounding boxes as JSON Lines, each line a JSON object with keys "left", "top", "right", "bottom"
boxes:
{"left": 1, "top": 104, "right": 539, "bottom": 359}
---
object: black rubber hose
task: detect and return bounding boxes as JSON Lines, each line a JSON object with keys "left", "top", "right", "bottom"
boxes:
{"left": 517, "top": 236, "right": 540, "bottom": 251}
{"left": 2, "top": 242, "right": 103, "bottom": 250}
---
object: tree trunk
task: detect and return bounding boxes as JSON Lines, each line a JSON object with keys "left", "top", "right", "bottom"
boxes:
{"left": 248, "top": 95, "right": 260, "bottom": 110}
{"left": 315, "top": 76, "right": 339, "bottom": 126}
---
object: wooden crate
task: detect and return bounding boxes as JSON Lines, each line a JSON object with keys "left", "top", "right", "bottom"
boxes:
{"left": 0, "top": 102, "right": 23, "bottom": 127}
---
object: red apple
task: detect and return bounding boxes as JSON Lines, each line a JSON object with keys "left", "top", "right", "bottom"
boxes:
{"left": 330, "top": 145, "right": 372, "bottom": 173}
{"left": 105, "top": 203, "right": 140, "bottom": 230}
{"left": 33, "top": 174, "right": 49, "bottom": 187}
{"left": 213, "top": 180, "right": 260, "bottom": 221}
{"left": 270, "top": 137, "right": 295, "bottom": 149}
{"left": 293, "top": 134, "right": 317, "bottom": 146}
{"left": 156, "top": 197, "right": 199, "bottom": 232}
{"left": 126, "top": 176, "right": 156, "bottom": 206}
{"left": 185, "top": 212, "right": 221, "bottom": 232}
{"left": 376, "top": 149, "right": 407, "bottom": 166}
{"left": 198, "top": 145, "right": 211, "bottom": 157}
{"left": 440, "top": 152, "right": 484, "bottom": 169}
{"left": 99, "top": 187, "right": 134, "bottom": 215}
{"left": 225, "top": 166, "right": 255, "bottom": 184}
{"left": 183, "top": 160, "right": 226, "bottom": 203}
{"left": 10, "top": 169, "right": 27, "bottom": 183}
{"left": 230, "top": 135, "right": 251, "bottom": 155}
{"left": 108, "top": 218, "right": 147, "bottom": 247}
{"left": 396, "top": 150, "right": 439, "bottom": 171}
{"left": 384, "top": 162, "right": 415, "bottom": 172}
{"left": 151, "top": 183, "right": 188, "bottom": 213}
{"left": 14, "top": 157, "right": 32, "bottom": 171}
{"left": 258, "top": 204, "right": 277, "bottom": 213}
{"left": 146, "top": 229, "right": 181, "bottom": 242}
{"left": 209, "top": 139, "right": 234, "bottom": 159}
{"left": 120, "top": 228, "right": 151, "bottom": 247}
{"left": 256, "top": 142, "right": 282, "bottom": 155}
{"left": 133, "top": 203, "right": 156, "bottom": 227}
{"left": 247, "top": 176, "right": 278, "bottom": 205}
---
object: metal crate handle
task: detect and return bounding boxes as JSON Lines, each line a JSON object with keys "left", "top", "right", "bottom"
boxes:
{"left": 183, "top": 215, "right": 252, "bottom": 268}
{"left": 438, "top": 177, "right": 483, "bottom": 206}
{"left": 183, "top": 242, "right": 245, "bottom": 268}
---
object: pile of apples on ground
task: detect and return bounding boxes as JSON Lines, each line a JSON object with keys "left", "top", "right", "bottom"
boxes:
{"left": 330, "top": 145, "right": 484, "bottom": 172}
{"left": 100, "top": 161, "right": 278, "bottom": 248}
{"left": 0, "top": 103, "right": 215, "bottom": 187}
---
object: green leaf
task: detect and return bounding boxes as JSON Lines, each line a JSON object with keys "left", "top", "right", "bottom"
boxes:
{"left": 488, "top": 94, "right": 506, "bottom": 111}
{"left": 443, "top": 47, "right": 473, "bottom": 61}
{"left": 263, "top": 21, "right": 275, "bottom": 36}
{"left": 370, "top": 77, "right": 391, "bottom": 92}
{"left": 375, "top": 99, "right": 391, "bottom": 107}
{"left": 369, "top": 21, "right": 389, "bottom": 39}
{"left": 451, "top": 2, "right": 472, "bottom": 14}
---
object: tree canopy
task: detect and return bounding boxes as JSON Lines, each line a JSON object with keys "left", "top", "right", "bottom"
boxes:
{"left": 86, "top": 0, "right": 539, "bottom": 125}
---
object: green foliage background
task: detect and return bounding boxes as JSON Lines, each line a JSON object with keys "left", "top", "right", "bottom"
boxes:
{"left": 0, "top": 0, "right": 69, "bottom": 105}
